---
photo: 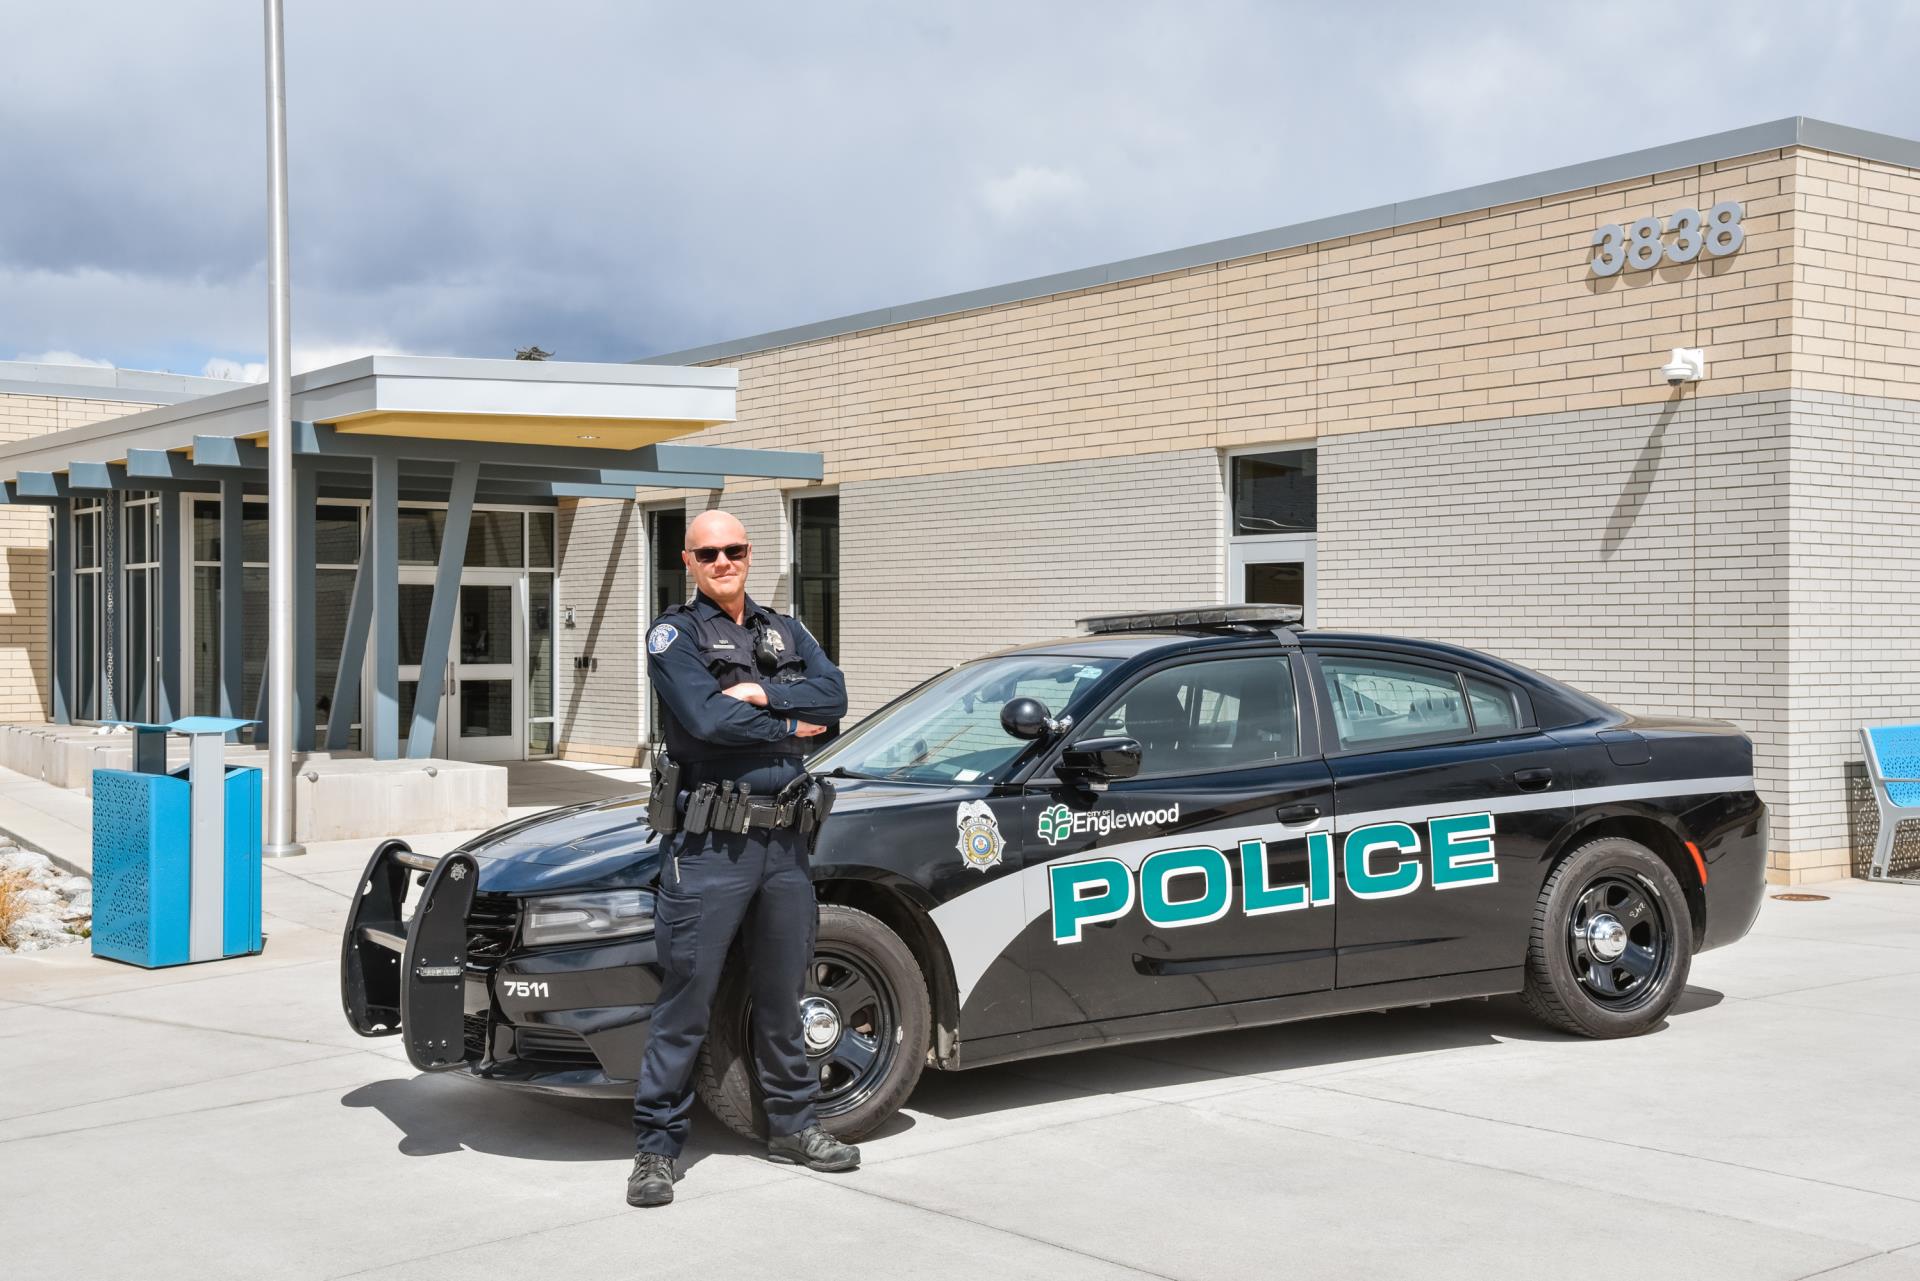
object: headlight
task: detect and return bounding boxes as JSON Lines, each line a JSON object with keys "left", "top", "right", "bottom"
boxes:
{"left": 521, "top": 889, "right": 655, "bottom": 947}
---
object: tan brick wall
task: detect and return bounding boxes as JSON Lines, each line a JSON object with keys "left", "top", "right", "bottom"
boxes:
{"left": 678, "top": 148, "right": 1800, "bottom": 490}
{"left": 1788, "top": 150, "right": 1920, "bottom": 400}
{"left": 0, "top": 393, "right": 158, "bottom": 722}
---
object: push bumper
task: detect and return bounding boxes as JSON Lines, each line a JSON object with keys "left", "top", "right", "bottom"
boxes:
{"left": 340, "top": 839, "right": 663, "bottom": 1092}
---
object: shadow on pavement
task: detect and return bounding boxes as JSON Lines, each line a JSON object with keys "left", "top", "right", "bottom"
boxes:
{"left": 340, "top": 1073, "right": 767, "bottom": 1173}
{"left": 505, "top": 761, "right": 646, "bottom": 809}
{"left": 908, "top": 984, "right": 1729, "bottom": 1121}
{"left": 340, "top": 986, "right": 1726, "bottom": 1163}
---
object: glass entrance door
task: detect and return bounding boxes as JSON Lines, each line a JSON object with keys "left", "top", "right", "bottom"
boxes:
{"left": 452, "top": 572, "right": 522, "bottom": 760}
{"left": 397, "top": 568, "right": 524, "bottom": 760}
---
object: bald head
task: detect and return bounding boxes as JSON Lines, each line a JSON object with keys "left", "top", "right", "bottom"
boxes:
{"left": 686, "top": 509, "right": 748, "bottom": 550}
{"left": 682, "top": 508, "right": 753, "bottom": 617}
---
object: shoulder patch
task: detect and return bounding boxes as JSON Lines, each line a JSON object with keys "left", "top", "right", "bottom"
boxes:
{"left": 647, "top": 623, "right": 679, "bottom": 655}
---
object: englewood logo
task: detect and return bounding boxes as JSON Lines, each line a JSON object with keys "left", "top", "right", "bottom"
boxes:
{"left": 1037, "top": 802, "right": 1180, "bottom": 846}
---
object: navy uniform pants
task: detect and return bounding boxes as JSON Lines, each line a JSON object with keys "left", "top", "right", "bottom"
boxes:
{"left": 633, "top": 823, "right": 819, "bottom": 1156}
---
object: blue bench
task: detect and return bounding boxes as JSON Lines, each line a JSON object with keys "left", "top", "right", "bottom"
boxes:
{"left": 1861, "top": 725, "right": 1920, "bottom": 884}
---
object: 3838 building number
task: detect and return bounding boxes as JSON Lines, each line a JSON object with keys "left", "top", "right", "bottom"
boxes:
{"left": 1591, "top": 201, "right": 1744, "bottom": 276}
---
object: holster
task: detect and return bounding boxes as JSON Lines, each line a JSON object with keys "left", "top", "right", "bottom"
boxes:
{"left": 645, "top": 746, "right": 681, "bottom": 834}
{"left": 794, "top": 775, "right": 838, "bottom": 853}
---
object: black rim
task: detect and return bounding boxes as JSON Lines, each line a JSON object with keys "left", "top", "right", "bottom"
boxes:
{"left": 804, "top": 943, "right": 900, "bottom": 1116}
{"left": 736, "top": 940, "right": 902, "bottom": 1120}
{"left": 1567, "top": 871, "right": 1672, "bottom": 1011}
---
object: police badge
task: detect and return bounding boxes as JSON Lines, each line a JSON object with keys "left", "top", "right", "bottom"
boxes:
{"left": 954, "top": 800, "right": 1004, "bottom": 872}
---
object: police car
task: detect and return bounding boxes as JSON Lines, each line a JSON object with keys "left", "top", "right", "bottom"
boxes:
{"left": 341, "top": 606, "right": 1767, "bottom": 1141}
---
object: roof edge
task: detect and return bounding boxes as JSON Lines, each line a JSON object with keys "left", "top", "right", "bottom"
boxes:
{"left": 637, "top": 115, "right": 1917, "bottom": 367}
{"left": 0, "top": 361, "right": 245, "bottom": 405}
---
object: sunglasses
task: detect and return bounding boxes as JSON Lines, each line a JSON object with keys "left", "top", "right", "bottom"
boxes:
{"left": 688, "top": 542, "right": 751, "bottom": 564}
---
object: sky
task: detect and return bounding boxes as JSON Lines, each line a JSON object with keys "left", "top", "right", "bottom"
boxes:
{"left": 3, "top": 1, "right": 1916, "bottom": 382}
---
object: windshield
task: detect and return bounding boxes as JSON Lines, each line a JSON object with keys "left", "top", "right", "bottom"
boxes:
{"left": 810, "top": 654, "right": 1119, "bottom": 784}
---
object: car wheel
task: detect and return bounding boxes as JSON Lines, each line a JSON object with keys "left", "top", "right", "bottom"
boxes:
{"left": 697, "top": 904, "right": 930, "bottom": 1143}
{"left": 1521, "top": 836, "right": 1693, "bottom": 1038}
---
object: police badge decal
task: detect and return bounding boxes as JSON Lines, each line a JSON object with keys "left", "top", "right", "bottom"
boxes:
{"left": 954, "top": 800, "right": 1004, "bottom": 872}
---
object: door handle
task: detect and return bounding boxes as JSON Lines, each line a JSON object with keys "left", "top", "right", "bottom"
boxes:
{"left": 1510, "top": 767, "right": 1554, "bottom": 791}
{"left": 1276, "top": 802, "right": 1321, "bottom": 825}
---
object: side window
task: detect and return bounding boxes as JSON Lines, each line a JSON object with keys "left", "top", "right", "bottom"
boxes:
{"left": 1465, "top": 674, "right": 1523, "bottom": 733}
{"left": 1319, "top": 656, "right": 1471, "bottom": 750}
{"left": 1085, "top": 656, "right": 1298, "bottom": 775}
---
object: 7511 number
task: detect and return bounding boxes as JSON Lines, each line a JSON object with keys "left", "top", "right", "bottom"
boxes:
{"left": 1591, "top": 201, "right": 1743, "bottom": 276}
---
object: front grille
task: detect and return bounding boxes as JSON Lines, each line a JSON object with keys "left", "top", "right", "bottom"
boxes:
{"left": 513, "top": 1025, "right": 601, "bottom": 1068}
{"left": 463, "top": 1013, "right": 491, "bottom": 1059}
{"left": 466, "top": 894, "right": 519, "bottom": 964}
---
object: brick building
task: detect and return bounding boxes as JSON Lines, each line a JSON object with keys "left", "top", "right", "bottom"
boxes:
{"left": 5, "top": 117, "right": 1917, "bottom": 880}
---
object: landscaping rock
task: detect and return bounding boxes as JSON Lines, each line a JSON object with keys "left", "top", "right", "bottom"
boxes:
{"left": 1, "top": 841, "right": 90, "bottom": 953}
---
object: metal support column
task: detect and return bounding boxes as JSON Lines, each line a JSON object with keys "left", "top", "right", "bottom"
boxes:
{"left": 49, "top": 500, "right": 72, "bottom": 724}
{"left": 219, "top": 478, "right": 245, "bottom": 724}
{"left": 101, "top": 491, "right": 121, "bottom": 722}
{"left": 293, "top": 458, "right": 317, "bottom": 751}
{"left": 368, "top": 455, "right": 400, "bottom": 760}
{"left": 324, "top": 551, "right": 374, "bottom": 751}
{"left": 156, "top": 493, "right": 184, "bottom": 721}
{"left": 405, "top": 460, "right": 477, "bottom": 759}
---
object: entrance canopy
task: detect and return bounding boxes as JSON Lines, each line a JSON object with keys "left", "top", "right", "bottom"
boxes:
{"left": 0, "top": 356, "right": 820, "bottom": 759}
{"left": 0, "top": 355, "right": 812, "bottom": 502}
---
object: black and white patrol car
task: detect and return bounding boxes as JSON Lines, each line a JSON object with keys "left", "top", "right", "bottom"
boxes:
{"left": 342, "top": 607, "right": 1767, "bottom": 1141}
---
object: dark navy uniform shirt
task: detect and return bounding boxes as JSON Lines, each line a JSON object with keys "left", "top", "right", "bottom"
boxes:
{"left": 646, "top": 590, "right": 847, "bottom": 793}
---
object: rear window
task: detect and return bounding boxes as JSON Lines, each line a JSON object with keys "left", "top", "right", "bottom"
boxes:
{"left": 1319, "top": 656, "right": 1471, "bottom": 749}
{"left": 1465, "top": 675, "right": 1523, "bottom": 733}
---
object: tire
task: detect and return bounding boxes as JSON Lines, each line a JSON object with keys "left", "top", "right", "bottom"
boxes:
{"left": 1521, "top": 836, "right": 1693, "bottom": 1038}
{"left": 697, "top": 903, "right": 930, "bottom": 1143}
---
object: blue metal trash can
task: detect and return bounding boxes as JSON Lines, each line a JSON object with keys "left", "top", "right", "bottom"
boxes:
{"left": 90, "top": 717, "right": 264, "bottom": 968}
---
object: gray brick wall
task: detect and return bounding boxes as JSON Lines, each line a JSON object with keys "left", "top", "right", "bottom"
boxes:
{"left": 1318, "top": 393, "right": 1794, "bottom": 861}
{"left": 1783, "top": 391, "right": 1920, "bottom": 873}
{"left": 555, "top": 500, "right": 643, "bottom": 764}
{"left": 834, "top": 451, "right": 1223, "bottom": 718}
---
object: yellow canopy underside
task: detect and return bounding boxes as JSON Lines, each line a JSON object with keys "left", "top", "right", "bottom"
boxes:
{"left": 320, "top": 410, "right": 719, "bottom": 449}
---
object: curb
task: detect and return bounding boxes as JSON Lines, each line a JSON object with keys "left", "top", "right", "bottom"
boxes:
{"left": 0, "top": 823, "right": 88, "bottom": 879}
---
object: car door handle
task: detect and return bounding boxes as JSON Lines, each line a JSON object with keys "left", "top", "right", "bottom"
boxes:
{"left": 1510, "top": 767, "right": 1554, "bottom": 791}
{"left": 1275, "top": 803, "right": 1321, "bottom": 825}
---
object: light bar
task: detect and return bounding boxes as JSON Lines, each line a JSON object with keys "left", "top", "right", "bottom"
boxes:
{"left": 1078, "top": 605, "right": 1304, "bottom": 635}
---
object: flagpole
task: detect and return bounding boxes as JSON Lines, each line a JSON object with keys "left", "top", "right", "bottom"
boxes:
{"left": 261, "top": 0, "right": 303, "bottom": 858}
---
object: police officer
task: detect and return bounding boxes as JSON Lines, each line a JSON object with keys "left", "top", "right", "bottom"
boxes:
{"left": 627, "top": 509, "right": 858, "bottom": 1209}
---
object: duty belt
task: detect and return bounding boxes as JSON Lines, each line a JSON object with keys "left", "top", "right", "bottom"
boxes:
{"left": 678, "top": 780, "right": 803, "bottom": 836}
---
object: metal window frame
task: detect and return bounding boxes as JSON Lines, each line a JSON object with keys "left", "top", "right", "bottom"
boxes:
{"left": 177, "top": 490, "right": 561, "bottom": 757}
{"left": 1220, "top": 443, "right": 1319, "bottom": 625}
{"left": 787, "top": 486, "right": 841, "bottom": 660}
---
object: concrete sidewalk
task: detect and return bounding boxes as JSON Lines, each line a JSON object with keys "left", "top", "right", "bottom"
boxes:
{"left": 0, "top": 757, "right": 648, "bottom": 876}
{"left": 3, "top": 841, "right": 1920, "bottom": 1278}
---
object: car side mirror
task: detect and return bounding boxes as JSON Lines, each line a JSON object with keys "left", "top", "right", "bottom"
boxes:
{"left": 1059, "top": 736, "right": 1142, "bottom": 784}
{"left": 1001, "top": 697, "right": 1053, "bottom": 740}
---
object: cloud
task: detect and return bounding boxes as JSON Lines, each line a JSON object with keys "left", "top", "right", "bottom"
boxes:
{"left": 200, "top": 357, "right": 265, "bottom": 382}
{"left": 980, "top": 165, "right": 1089, "bottom": 224}
{"left": 10, "top": 350, "right": 115, "bottom": 368}
{"left": 3, "top": 1, "right": 1920, "bottom": 369}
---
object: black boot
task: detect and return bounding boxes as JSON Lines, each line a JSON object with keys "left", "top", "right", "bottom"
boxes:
{"left": 626, "top": 1152, "right": 678, "bottom": 1207}
{"left": 766, "top": 1123, "right": 860, "bottom": 1172}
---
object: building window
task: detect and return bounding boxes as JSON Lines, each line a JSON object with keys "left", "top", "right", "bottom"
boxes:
{"left": 189, "top": 498, "right": 364, "bottom": 740}
{"left": 123, "top": 493, "right": 162, "bottom": 723}
{"left": 1231, "top": 449, "right": 1316, "bottom": 536}
{"left": 73, "top": 498, "right": 104, "bottom": 721}
{"left": 1226, "top": 448, "right": 1317, "bottom": 623}
{"left": 648, "top": 508, "right": 688, "bottom": 742}
{"left": 791, "top": 496, "right": 839, "bottom": 664}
